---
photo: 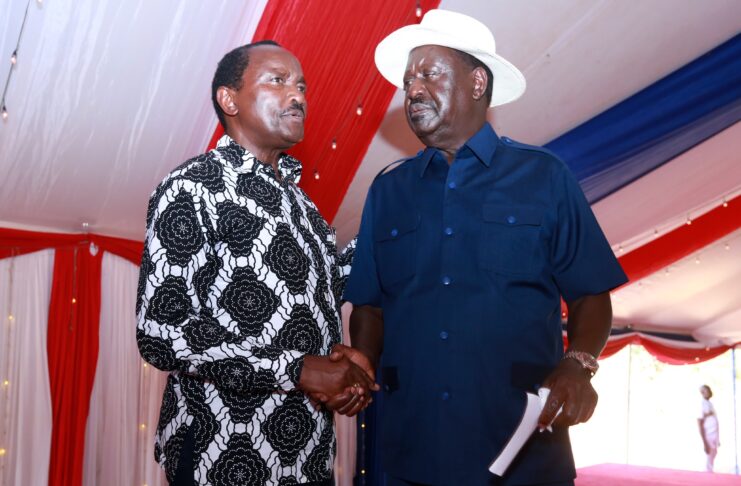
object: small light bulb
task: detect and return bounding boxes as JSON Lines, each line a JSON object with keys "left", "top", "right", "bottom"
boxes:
{"left": 618, "top": 245, "right": 624, "bottom": 254}
{"left": 725, "top": 242, "right": 731, "bottom": 251}
{"left": 416, "top": 6, "right": 422, "bottom": 17}
{"left": 331, "top": 139, "right": 337, "bottom": 150}
{"left": 686, "top": 217, "right": 692, "bottom": 225}
{"left": 722, "top": 199, "right": 728, "bottom": 208}
{"left": 361, "top": 423, "right": 366, "bottom": 428}
{"left": 71, "top": 297, "right": 77, "bottom": 304}
{"left": 2, "top": 380, "right": 9, "bottom": 387}
{"left": 695, "top": 256, "right": 701, "bottom": 265}
{"left": 2, "top": 106, "right": 8, "bottom": 121}
{"left": 356, "top": 105, "right": 363, "bottom": 116}
{"left": 10, "top": 51, "right": 17, "bottom": 65}
{"left": 140, "top": 423, "right": 147, "bottom": 430}
{"left": 0, "top": 448, "right": 6, "bottom": 456}
{"left": 142, "top": 363, "right": 148, "bottom": 368}
{"left": 8, "top": 314, "right": 13, "bottom": 321}
{"left": 653, "top": 229, "right": 659, "bottom": 238}
{"left": 314, "top": 170, "right": 320, "bottom": 180}
{"left": 361, "top": 469, "right": 366, "bottom": 475}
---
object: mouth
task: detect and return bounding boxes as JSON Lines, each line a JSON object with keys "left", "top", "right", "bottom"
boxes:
{"left": 408, "top": 102, "right": 434, "bottom": 119}
{"left": 281, "top": 106, "right": 305, "bottom": 121}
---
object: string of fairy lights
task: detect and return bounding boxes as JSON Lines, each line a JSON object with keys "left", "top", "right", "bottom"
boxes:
{"left": 353, "top": 7, "right": 426, "bottom": 482}
{"left": 0, "top": 241, "right": 159, "bottom": 485}
{"left": 1, "top": 0, "right": 42, "bottom": 122}
{"left": 0, "top": 250, "right": 17, "bottom": 477}
{"left": 309, "top": 2, "right": 424, "bottom": 186}
{"left": 611, "top": 190, "right": 739, "bottom": 259}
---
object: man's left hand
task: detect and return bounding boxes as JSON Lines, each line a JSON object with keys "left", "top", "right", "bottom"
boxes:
{"left": 308, "top": 344, "right": 378, "bottom": 416}
{"left": 538, "top": 358, "right": 597, "bottom": 429}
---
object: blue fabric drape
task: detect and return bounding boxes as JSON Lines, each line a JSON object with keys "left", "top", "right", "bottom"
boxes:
{"left": 546, "top": 33, "right": 741, "bottom": 203}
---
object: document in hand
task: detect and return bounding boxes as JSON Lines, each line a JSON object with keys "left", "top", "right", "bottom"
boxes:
{"left": 489, "top": 388, "right": 560, "bottom": 476}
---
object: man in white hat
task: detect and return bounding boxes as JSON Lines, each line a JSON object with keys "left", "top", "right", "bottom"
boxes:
{"left": 343, "top": 10, "right": 628, "bottom": 485}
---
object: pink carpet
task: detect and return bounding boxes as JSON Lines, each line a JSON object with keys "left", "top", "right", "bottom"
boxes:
{"left": 576, "top": 463, "right": 741, "bottom": 485}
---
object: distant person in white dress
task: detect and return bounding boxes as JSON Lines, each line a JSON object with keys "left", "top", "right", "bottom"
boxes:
{"left": 698, "top": 384, "right": 720, "bottom": 472}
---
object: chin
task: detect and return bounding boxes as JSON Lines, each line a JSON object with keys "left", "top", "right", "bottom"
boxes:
{"left": 409, "top": 122, "right": 439, "bottom": 140}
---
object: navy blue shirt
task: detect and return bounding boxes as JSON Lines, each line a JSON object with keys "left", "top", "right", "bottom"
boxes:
{"left": 344, "top": 123, "right": 628, "bottom": 485}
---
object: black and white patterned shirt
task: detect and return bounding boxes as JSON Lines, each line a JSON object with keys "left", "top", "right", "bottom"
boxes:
{"left": 136, "top": 134, "right": 354, "bottom": 485}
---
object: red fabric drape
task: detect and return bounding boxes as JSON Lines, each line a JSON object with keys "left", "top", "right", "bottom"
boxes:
{"left": 208, "top": 0, "right": 442, "bottom": 223}
{"left": 0, "top": 227, "right": 142, "bottom": 265}
{"left": 617, "top": 195, "right": 740, "bottom": 286}
{"left": 46, "top": 245, "right": 103, "bottom": 486}
{"left": 1, "top": 227, "right": 141, "bottom": 485}
{"left": 566, "top": 333, "right": 731, "bottom": 364}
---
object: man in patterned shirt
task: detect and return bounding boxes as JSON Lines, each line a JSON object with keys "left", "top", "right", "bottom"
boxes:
{"left": 136, "top": 40, "right": 375, "bottom": 486}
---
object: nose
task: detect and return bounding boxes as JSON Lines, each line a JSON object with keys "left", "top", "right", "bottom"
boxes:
{"left": 405, "top": 75, "right": 425, "bottom": 99}
{"left": 287, "top": 83, "right": 306, "bottom": 105}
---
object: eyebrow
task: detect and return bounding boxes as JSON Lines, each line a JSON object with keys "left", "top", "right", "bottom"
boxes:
{"left": 262, "top": 65, "right": 305, "bottom": 83}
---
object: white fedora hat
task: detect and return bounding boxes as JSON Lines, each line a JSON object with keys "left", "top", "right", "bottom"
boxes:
{"left": 374, "top": 9, "right": 526, "bottom": 107}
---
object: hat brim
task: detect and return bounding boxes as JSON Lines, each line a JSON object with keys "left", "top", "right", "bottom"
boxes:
{"left": 374, "top": 24, "right": 526, "bottom": 107}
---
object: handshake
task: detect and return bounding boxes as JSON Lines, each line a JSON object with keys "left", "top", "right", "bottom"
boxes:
{"left": 298, "top": 344, "right": 380, "bottom": 417}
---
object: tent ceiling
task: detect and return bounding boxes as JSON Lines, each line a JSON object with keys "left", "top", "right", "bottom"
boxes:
{"left": 1, "top": 0, "right": 740, "bottom": 344}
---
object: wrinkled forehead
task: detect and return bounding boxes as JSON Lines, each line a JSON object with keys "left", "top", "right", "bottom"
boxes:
{"left": 248, "top": 45, "right": 304, "bottom": 75}
{"left": 405, "top": 45, "right": 464, "bottom": 71}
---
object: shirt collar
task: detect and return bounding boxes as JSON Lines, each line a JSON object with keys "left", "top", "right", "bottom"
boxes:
{"left": 215, "top": 134, "right": 303, "bottom": 184}
{"left": 418, "top": 123, "right": 499, "bottom": 177}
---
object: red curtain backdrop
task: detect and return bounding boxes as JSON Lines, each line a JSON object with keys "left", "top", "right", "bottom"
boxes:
{"left": 1, "top": 228, "right": 141, "bottom": 485}
{"left": 46, "top": 245, "right": 102, "bottom": 486}
{"left": 208, "top": 0, "right": 442, "bottom": 223}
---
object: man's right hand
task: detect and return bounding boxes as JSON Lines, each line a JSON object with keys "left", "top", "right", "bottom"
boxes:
{"left": 298, "top": 353, "right": 376, "bottom": 399}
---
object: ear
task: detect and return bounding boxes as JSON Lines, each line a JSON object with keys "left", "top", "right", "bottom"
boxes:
{"left": 217, "top": 86, "right": 239, "bottom": 116}
{"left": 471, "top": 67, "right": 488, "bottom": 102}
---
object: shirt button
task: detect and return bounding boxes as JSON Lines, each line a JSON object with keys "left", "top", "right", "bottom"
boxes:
{"left": 441, "top": 391, "right": 451, "bottom": 401}
{"left": 442, "top": 276, "right": 452, "bottom": 285}
{"left": 444, "top": 227, "right": 454, "bottom": 236}
{"left": 506, "top": 215, "right": 517, "bottom": 224}
{"left": 390, "top": 228, "right": 398, "bottom": 237}
{"left": 448, "top": 181, "right": 456, "bottom": 189}
{"left": 440, "top": 331, "right": 449, "bottom": 340}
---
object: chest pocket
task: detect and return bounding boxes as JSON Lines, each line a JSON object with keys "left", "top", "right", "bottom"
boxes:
{"left": 374, "top": 213, "right": 419, "bottom": 289}
{"left": 480, "top": 204, "right": 544, "bottom": 275}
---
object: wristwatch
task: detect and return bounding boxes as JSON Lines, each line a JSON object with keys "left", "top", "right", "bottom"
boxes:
{"left": 563, "top": 349, "right": 599, "bottom": 377}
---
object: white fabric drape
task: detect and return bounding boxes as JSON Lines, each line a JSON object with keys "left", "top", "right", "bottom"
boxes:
{"left": 0, "top": 250, "right": 54, "bottom": 486}
{"left": 82, "top": 252, "right": 167, "bottom": 486}
{"left": 335, "top": 302, "right": 358, "bottom": 486}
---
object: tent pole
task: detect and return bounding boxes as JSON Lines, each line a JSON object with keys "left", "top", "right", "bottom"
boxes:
{"left": 733, "top": 346, "right": 738, "bottom": 475}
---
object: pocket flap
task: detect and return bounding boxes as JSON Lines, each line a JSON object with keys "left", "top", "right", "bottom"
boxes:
{"left": 482, "top": 204, "right": 543, "bottom": 226}
{"left": 374, "top": 213, "right": 420, "bottom": 242}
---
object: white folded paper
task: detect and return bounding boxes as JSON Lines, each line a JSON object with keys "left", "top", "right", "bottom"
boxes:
{"left": 488, "top": 387, "right": 561, "bottom": 476}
